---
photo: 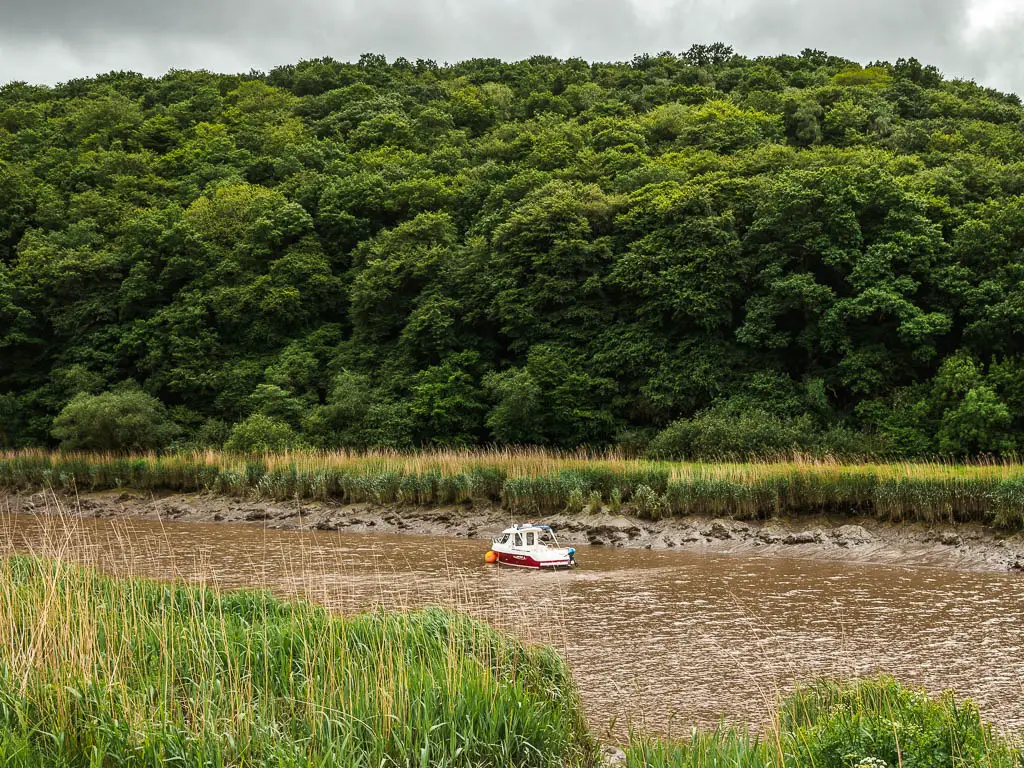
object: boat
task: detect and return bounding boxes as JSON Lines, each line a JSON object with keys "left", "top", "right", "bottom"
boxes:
{"left": 486, "top": 523, "right": 577, "bottom": 569}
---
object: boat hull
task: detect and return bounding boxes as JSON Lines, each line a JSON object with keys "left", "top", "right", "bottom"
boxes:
{"left": 495, "top": 551, "right": 573, "bottom": 569}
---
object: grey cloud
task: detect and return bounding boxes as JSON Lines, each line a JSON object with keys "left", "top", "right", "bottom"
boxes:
{"left": 719, "top": 0, "right": 967, "bottom": 78}
{"left": 0, "top": 0, "right": 1022, "bottom": 94}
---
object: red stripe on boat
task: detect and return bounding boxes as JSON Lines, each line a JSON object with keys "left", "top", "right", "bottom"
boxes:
{"left": 496, "top": 552, "right": 571, "bottom": 569}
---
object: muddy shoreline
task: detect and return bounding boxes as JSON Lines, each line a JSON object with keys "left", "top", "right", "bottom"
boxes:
{"left": 4, "top": 489, "right": 1024, "bottom": 573}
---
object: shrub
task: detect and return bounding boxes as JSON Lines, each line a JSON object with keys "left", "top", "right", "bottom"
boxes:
{"left": 937, "top": 385, "right": 1016, "bottom": 456}
{"left": 51, "top": 389, "right": 179, "bottom": 451}
{"left": 626, "top": 677, "right": 1021, "bottom": 768}
{"left": 225, "top": 414, "right": 301, "bottom": 453}
{"left": 614, "top": 428, "right": 657, "bottom": 458}
{"left": 814, "top": 424, "right": 880, "bottom": 458}
{"left": 195, "top": 417, "right": 232, "bottom": 448}
{"left": 632, "top": 484, "right": 666, "bottom": 519}
{"left": 609, "top": 487, "right": 623, "bottom": 514}
{"left": 648, "top": 407, "right": 816, "bottom": 460}
{"left": 565, "top": 487, "right": 585, "bottom": 514}
{"left": 782, "top": 677, "right": 1018, "bottom": 768}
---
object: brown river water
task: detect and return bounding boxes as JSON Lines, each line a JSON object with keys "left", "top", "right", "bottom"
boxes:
{"left": 3, "top": 511, "right": 1023, "bottom": 736}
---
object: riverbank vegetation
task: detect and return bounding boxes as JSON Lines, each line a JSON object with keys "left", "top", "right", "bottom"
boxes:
{"left": 1, "top": 555, "right": 1020, "bottom": 767}
{"left": 4, "top": 49, "right": 1024, "bottom": 458}
{"left": 0, "top": 554, "right": 595, "bottom": 767}
{"left": 4, "top": 449, "right": 1024, "bottom": 529}
{"left": 626, "top": 677, "right": 1023, "bottom": 768}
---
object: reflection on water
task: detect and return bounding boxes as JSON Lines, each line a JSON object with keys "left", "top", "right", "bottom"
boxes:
{"left": 3, "top": 512, "right": 1023, "bottom": 736}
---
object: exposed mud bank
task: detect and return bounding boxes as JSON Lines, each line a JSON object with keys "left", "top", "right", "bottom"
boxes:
{"left": 5, "top": 489, "right": 1024, "bottom": 573}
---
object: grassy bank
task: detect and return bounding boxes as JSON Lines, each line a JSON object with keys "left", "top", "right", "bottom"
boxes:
{"left": 4, "top": 449, "right": 1024, "bottom": 530}
{"left": 626, "top": 677, "right": 1023, "bottom": 767}
{"left": 0, "top": 555, "right": 595, "bottom": 767}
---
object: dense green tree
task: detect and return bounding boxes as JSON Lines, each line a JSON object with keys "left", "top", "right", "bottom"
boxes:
{"left": 2, "top": 48, "right": 1024, "bottom": 456}
{"left": 408, "top": 352, "right": 487, "bottom": 445}
{"left": 302, "top": 372, "right": 414, "bottom": 449}
{"left": 483, "top": 369, "right": 545, "bottom": 444}
{"left": 51, "top": 389, "right": 179, "bottom": 451}
{"left": 0, "top": 393, "right": 25, "bottom": 448}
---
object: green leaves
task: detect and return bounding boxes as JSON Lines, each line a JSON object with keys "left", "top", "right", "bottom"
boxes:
{"left": 224, "top": 413, "right": 301, "bottom": 454}
{"left": 2, "top": 50, "right": 1024, "bottom": 455}
{"left": 185, "top": 183, "right": 311, "bottom": 250}
{"left": 489, "top": 181, "right": 619, "bottom": 346}
{"left": 302, "top": 372, "right": 414, "bottom": 450}
{"left": 409, "top": 352, "right": 488, "bottom": 446}
{"left": 644, "top": 100, "right": 783, "bottom": 153}
{"left": 51, "top": 389, "right": 180, "bottom": 452}
{"left": 349, "top": 211, "right": 459, "bottom": 346}
{"left": 484, "top": 368, "right": 545, "bottom": 445}
{"left": 612, "top": 181, "right": 743, "bottom": 330}
{"left": 937, "top": 385, "right": 1014, "bottom": 455}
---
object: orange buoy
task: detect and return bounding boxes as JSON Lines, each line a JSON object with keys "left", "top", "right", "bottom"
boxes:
{"left": 484, "top": 550, "right": 498, "bottom": 564}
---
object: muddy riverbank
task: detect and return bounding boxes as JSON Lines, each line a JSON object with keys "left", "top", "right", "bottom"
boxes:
{"left": 5, "top": 489, "right": 1024, "bottom": 573}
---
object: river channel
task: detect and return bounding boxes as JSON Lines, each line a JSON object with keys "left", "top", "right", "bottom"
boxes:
{"left": 3, "top": 511, "right": 1023, "bottom": 736}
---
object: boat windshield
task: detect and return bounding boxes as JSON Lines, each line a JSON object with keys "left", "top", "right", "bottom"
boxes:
{"left": 495, "top": 533, "right": 510, "bottom": 544}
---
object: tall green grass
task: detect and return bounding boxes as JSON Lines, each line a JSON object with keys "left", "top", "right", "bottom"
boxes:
{"left": 627, "top": 677, "right": 1023, "bottom": 768}
{"left": 3, "top": 449, "right": 1024, "bottom": 529}
{"left": 0, "top": 555, "right": 595, "bottom": 768}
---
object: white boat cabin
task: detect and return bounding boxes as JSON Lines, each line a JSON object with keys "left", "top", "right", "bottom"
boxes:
{"left": 494, "top": 525, "right": 562, "bottom": 550}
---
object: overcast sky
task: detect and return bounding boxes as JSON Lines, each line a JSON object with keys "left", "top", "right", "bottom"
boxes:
{"left": 1, "top": 0, "right": 1022, "bottom": 95}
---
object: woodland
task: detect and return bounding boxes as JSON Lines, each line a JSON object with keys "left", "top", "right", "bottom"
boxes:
{"left": 2, "top": 45, "right": 1024, "bottom": 457}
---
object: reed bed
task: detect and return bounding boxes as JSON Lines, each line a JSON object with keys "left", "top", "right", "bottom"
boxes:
{"left": 3, "top": 449, "right": 1024, "bottom": 529}
{"left": 626, "top": 677, "right": 1023, "bottom": 767}
{"left": 0, "top": 554, "right": 595, "bottom": 768}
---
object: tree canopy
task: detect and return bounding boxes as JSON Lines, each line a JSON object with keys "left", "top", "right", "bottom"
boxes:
{"left": 2, "top": 48, "right": 1024, "bottom": 457}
